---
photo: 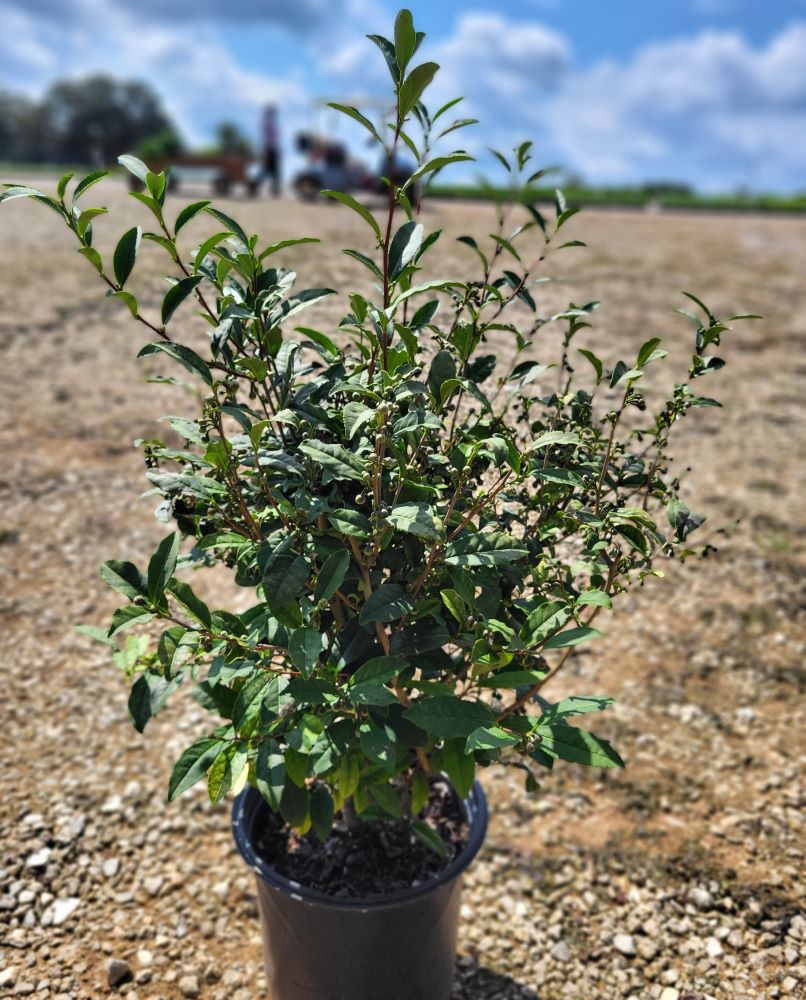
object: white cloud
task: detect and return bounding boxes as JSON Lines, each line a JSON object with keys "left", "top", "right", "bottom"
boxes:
{"left": 2, "top": 0, "right": 805, "bottom": 192}
{"left": 0, "top": 0, "right": 308, "bottom": 145}
{"left": 420, "top": 14, "right": 806, "bottom": 192}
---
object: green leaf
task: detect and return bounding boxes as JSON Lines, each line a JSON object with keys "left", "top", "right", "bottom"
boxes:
{"left": 445, "top": 532, "right": 528, "bottom": 567}
{"left": 108, "top": 605, "right": 153, "bottom": 636}
{"left": 412, "top": 819, "right": 447, "bottom": 857}
{"left": 299, "top": 440, "right": 365, "bottom": 482}
{"left": 118, "top": 154, "right": 149, "bottom": 183}
{"left": 138, "top": 342, "right": 213, "bottom": 386}
{"left": 57, "top": 172, "right": 74, "bottom": 199}
{"left": 522, "top": 601, "right": 570, "bottom": 645}
{"left": 310, "top": 784, "right": 335, "bottom": 840}
{"left": 389, "top": 220, "right": 423, "bottom": 279}
{"left": 386, "top": 501, "right": 443, "bottom": 541}
{"left": 75, "top": 206, "right": 108, "bottom": 239}
{"left": 428, "top": 349, "right": 457, "bottom": 401}
{"left": 370, "top": 781, "right": 403, "bottom": 818}
{"left": 367, "top": 33, "right": 400, "bottom": 83}
{"left": 166, "top": 578, "right": 212, "bottom": 628}
{"left": 259, "top": 236, "right": 319, "bottom": 261}
{"left": 465, "top": 725, "right": 519, "bottom": 753}
{"left": 263, "top": 552, "right": 310, "bottom": 628}
{"left": 256, "top": 740, "right": 286, "bottom": 810}
{"left": 576, "top": 590, "right": 611, "bottom": 609}
{"left": 287, "top": 677, "right": 340, "bottom": 705}
{"left": 327, "top": 509, "right": 371, "bottom": 538}
{"left": 147, "top": 532, "right": 180, "bottom": 602}
{"left": 113, "top": 226, "right": 141, "bottom": 288}
{"left": 667, "top": 497, "right": 706, "bottom": 541}
{"left": 399, "top": 62, "right": 440, "bottom": 119}
{"left": 205, "top": 206, "right": 250, "bottom": 247}
{"left": 404, "top": 696, "right": 495, "bottom": 738}
{"left": 297, "top": 326, "right": 341, "bottom": 359}
{"left": 288, "top": 627, "right": 322, "bottom": 677}
{"left": 535, "top": 723, "right": 624, "bottom": 768}
{"left": 99, "top": 560, "right": 147, "bottom": 601}
{"left": 531, "top": 430, "right": 581, "bottom": 450}
{"left": 342, "top": 400, "right": 374, "bottom": 440}
{"left": 314, "top": 550, "right": 350, "bottom": 603}
{"left": 77, "top": 246, "right": 103, "bottom": 273}
{"left": 207, "top": 742, "right": 248, "bottom": 803}
{"left": 162, "top": 275, "right": 203, "bottom": 325}
{"left": 72, "top": 169, "right": 108, "bottom": 204}
{"left": 477, "top": 668, "right": 548, "bottom": 688}
{"left": 359, "top": 584, "right": 414, "bottom": 626}
{"left": 168, "top": 737, "right": 224, "bottom": 800}
{"left": 175, "top": 200, "right": 210, "bottom": 233}
{"left": 542, "top": 626, "right": 602, "bottom": 650}
{"left": 232, "top": 673, "right": 271, "bottom": 731}
{"left": 322, "top": 190, "right": 381, "bottom": 242}
{"left": 348, "top": 654, "right": 407, "bottom": 706}
{"left": 108, "top": 289, "right": 138, "bottom": 318}
{"left": 328, "top": 103, "right": 382, "bottom": 144}
{"left": 442, "top": 738, "right": 475, "bottom": 797}
{"left": 394, "top": 9, "right": 417, "bottom": 72}
{"left": 440, "top": 589, "right": 466, "bottom": 623}
{"left": 128, "top": 670, "right": 184, "bottom": 733}
{"left": 280, "top": 779, "right": 310, "bottom": 828}
{"left": 539, "top": 695, "right": 615, "bottom": 723}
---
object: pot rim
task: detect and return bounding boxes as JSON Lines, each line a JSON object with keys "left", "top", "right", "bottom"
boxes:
{"left": 231, "top": 780, "right": 488, "bottom": 910}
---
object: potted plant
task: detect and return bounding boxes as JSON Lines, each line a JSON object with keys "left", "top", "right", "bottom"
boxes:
{"left": 0, "top": 10, "right": 757, "bottom": 999}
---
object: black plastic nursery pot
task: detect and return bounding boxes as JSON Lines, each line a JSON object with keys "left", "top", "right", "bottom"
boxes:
{"left": 231, "top": 781, "right": 488, "bottom": 1000}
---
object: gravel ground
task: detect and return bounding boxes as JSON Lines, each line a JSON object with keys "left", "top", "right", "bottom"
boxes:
{"left": 0, "top": 182, "right": 803, "bottom": 999}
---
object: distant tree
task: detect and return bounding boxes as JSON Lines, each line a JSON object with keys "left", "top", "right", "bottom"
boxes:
{"left": 0, "top": 90, "right": 40, "bottom": 161}
{"left": 138, "top": 128, "right": 185, "bottom": 163}
{"left": 214, "top": 121, "right": 253, "bottom": 157}
{"left": 38, "top": 75, "right": 177, "bottom": 165}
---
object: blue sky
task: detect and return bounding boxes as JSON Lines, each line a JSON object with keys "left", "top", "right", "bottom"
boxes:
{"left": 2, "top": 0, "right": 806, "bottom": 191}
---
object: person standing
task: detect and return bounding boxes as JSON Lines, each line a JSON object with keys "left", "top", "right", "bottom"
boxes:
{"left": 262, "top": 104, "right": 281, "bottom": 197}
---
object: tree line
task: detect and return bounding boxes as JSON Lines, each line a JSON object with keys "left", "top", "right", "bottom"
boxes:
{"left": 0, "top": 74, "right": 255, "bottom": 166}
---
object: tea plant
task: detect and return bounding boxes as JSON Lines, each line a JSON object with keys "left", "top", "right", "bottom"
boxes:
{"left": 0, "top": 10, "right": 756, "bottom": 851}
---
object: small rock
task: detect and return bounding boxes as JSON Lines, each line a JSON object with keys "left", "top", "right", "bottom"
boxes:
{"left": 613, "top": 933, "right": 636, "bottom": 957}
{"left": 637, "top": 937, "right": 658, "bottom": 960}
{"left": 178, "top": 974, "right": 200, "bottom": 998}
{"left": 15, "top": 985, "right": 36, "bottom": 997}
{"left": 705, "top": 936, "right": 723, "bottom": 959}
{"left": 550, "top": 940, "right": 571, "bottom": 962}
{"left": 107, "top": 960, "right": 133, "bottom": 988}
{"left": 49, "top": 898, "right": 80, "bottom": 926}
{"left": 660, "top": 989, "right": 680, "bottom": 1000}
{"left": 25, "top": 849, "right": 51, "bottom": 870}
{"left": 102, "top": 858, "right": 120, "bottom": 878}
{"left": 689, "top": 886, "right": 714, "bottom": 910}
{"left": 727, "top": 929, "right": 745, "bottom": 949}
{"left": 136, "top": 949, "right": 153, "bottom": 967}
{"left": 142, "top": 876, "right": 163, "bottom": 897}
{"left": 782, "top": 976, "right": 798, "bottom": 994}
{"left": 0, "top": 968, "right": 18, "bottom": 988}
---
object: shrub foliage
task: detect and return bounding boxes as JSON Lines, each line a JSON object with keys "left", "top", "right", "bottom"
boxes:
{"left": 0, "top": 10, "right": 757, "bottom": 847}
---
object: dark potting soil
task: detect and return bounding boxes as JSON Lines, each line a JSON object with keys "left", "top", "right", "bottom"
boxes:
{"left": 253, "top": 780, "right": 469, "bottom": 898}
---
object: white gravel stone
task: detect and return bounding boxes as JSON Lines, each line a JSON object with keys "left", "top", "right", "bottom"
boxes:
{"left": 550, "top": 940, "right": 571, "bottom": 962}
{"left": 48, "top": 897, "right": 80, "bottom": 926}
{"left": 25, "top": 849, "right": 51, "bottom": 869}
{"left": 705, "top": 936, "right": 724, "bottom": 959}
{"left": 613, "top": 933, "right": 636, "bottom": 957}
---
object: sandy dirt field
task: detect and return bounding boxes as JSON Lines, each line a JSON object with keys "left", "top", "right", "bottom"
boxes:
{"left": 0, "top": 181, "right": 804, "bottom": 999}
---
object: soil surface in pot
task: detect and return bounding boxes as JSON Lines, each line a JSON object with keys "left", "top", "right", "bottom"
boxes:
{"left": 253, "top": 780, "right": 469, "bottom": 897}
